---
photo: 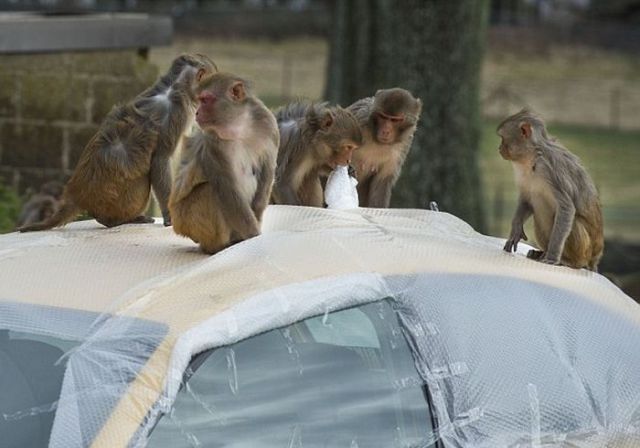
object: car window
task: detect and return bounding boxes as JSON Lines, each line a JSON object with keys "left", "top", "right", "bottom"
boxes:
{"left": 148, "top": 300, "right": 436, "bottom": 448}
{"left": 0, "top": 302, "right": 168, "bottom": 448}
{"left": 0, "top": 329, "right": 77, "bottom": 448}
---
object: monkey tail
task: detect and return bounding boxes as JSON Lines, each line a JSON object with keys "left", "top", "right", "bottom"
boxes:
{"left": 18, "top": 197, "right": 81, "bottom": 232}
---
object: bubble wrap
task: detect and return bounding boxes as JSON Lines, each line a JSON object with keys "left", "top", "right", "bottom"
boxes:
{"left": 0, "top": 207, "right": 638, "bottom": 448}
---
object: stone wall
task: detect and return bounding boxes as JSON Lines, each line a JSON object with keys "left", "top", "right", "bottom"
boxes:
{"left": 0, "top": 51, "right": 158, "bottom": 193}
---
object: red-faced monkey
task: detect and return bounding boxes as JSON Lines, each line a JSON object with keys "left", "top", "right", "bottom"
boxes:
{"left": 499, "top": 109, "right": 604, "bottom": 271}
{"left": 15, "top": 181, "right": 64, "bottom": 229}
{"left": 347, "top": 88, "right": 422, "bottom": 208}
{"left": 19, "top": 54, "right": 216, "bottom": 232}
{"left": 271, "top": 102, "right": 362, "bottom": 207}
{"left": 169, "top": 73, "right": 279, "bottom": 254}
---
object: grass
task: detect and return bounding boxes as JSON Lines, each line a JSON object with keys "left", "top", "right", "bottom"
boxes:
{"left": 480, "top": 119, "right": 640, "bottom": 241}
{"left": 483, "top": 45, "right": 640, "bottom": 82}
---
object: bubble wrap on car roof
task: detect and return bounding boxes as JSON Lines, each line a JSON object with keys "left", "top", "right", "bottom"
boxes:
{"left": 0, "top": 205, "right": 638, "bottom": 447}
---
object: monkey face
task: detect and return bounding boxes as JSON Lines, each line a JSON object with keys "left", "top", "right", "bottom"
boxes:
{"left": 315, "top": 107, "right": 363, "bottom": 168}
{"left": 374, "top": 112, "right": 404, "bottom": 144}
{"left": 195, "top": 75, "right": 249, "bottom": 139}
{"left": 497, "top": 124, "right": 533, "bottom": 162}
{"left": 331, "top": 141, "right": 360, "bottom": 167}
{"left": 371, "top": 88, "right": 422, "bottom": 145}
{"left": 195, "top": 91, "right": 216, "bottom": 128}
{"left": 498, "top": 136, "right": 512, "bottom": 160}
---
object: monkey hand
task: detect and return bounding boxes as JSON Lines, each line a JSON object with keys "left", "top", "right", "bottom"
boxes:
{"left": 503, "top": 226, "right": 527, "bottom": 253}
{"left": 163, "top": 212, "right": 172, "bottom": 227}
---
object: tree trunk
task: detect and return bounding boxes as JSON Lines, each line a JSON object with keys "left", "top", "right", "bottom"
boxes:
{"left": 325, "top": 0, "right": 488, "bottom": 231}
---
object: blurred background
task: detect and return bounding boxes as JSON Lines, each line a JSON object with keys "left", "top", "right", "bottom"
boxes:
{"left": 0, "top": 0, "right": 637, "bottom": 297}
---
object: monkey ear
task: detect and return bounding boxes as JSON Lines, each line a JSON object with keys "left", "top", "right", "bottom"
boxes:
{"left": 230, "top": 81, "right": 246, "bottom": 101}
{"left": 196, "top": 68, "right": 207, "bottom": 82}
{"left": 320, "top": 111, "right": 334, "bottom": 130}
{"left": 520, "top": 122, "right": 532, "bottom": 139}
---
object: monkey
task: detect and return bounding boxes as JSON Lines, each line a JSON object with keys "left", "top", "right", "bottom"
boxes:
{"left": 499, "top": 109, "right": 604, "bottom": 271}
{"left": 15, "top": 181, "right": 64, "bottom": 229}
{"left": 18, "top": 54, "right": 217, "bottom": 232}
{"left": 169, "top": 72, "right": 279, "bottom": 254}
{"left": 347, "top": 88, "right": 422, "bottom": 208}
{"left": 271, "top": 101, "right": 362, "bottom": 207}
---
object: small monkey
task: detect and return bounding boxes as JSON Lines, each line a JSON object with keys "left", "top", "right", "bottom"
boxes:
{"left": 15, "top": 181, "right": 64, "bottom": 229}
{"left": 272, "top": 101, "right": 362, "bottom": 207}
{"left": 19, "top": 54, "right": 216, "bottom": 232}
{"left": 499, "top": 109, "right": 604, "bottom": 270}
{"left": 348, "top": 88, "right": 422, "bottom": 208}
{"left": 169, "top": 72, "right": 279, "bottom": 254}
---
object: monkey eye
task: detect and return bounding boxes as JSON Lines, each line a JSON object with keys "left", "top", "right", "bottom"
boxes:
{"left": 378, "top": 113, "right": 403, "bottom": 123}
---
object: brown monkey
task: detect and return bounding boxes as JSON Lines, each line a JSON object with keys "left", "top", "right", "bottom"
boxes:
{"left": 15, "top": 181, "right": 64, "bottom": 229}
{"left": 499, "top": 109, "right": 604, "bottom": 271}
{"left": 169, "top": 72, "right": 279, "bottom": 254}
{"left": 271, "top": 102, "right": 362, "bottom": 207}
{"left": 348, "top": 88, "right": 422, "bottom": 208}
{"left": 19, "top": 54, "right": 216, "bottom": 232}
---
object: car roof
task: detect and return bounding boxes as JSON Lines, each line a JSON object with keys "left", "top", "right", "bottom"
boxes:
{"left": 1, "top": 205, "right": 638, "bottom": 447}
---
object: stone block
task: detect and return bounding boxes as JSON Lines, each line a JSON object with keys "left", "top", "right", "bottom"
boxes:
{"left": 72, "top": 51, "right": 141, "bottom": 78}
{"left": 68, "top": 125, "right": 99, "bottom": 169}
{"left": 0, "top": 54, "right": 73, "bottom": 75}
{"left": 1, "top": 122, "right": 63, "bottom": 169}
{"left": 0, "top": 73, "right": 17, "bottom": 118}
{"left": 66, "top": 78, "right": 92, "bottom": 123}
{"left": 21, "top": 75, "right": 90, "bottom": 122}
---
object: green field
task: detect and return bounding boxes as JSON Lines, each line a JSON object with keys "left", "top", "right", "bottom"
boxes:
{"left": 480, "top": 120, "right": 640, "bottom": 241}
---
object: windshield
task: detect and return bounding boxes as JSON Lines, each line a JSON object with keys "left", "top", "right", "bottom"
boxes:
{"left": 148, "top": 300, "right": 436, "bottom": 447}
{"left": 0, "top": 329, "right": 77, "bottom": 448}
{"left": 0, "top": 302, "right": 168, "bottom": 448}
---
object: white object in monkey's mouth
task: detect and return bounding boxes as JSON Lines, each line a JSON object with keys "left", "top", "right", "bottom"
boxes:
{"left": 324, "top": 165, "right": 359, "bottom": 209}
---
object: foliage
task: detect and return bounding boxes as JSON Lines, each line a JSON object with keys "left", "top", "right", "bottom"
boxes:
{"left": 0, "top": 184, "right": 21, "bottom": 233}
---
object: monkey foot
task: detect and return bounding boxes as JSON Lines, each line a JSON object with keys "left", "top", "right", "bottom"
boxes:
{"left": 128, "top": 215, "right": 155, "bottom": 225}
{"left": 540, "top": 257, "right": 562, "bottom": 266}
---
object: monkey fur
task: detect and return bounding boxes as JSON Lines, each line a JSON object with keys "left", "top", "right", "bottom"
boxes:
{"left": 272, "top": 101, "right": 362, "bottom": 207}
{"left": 18, "top": 54, "right": 216, "bottom": 232}
{"left": 348, "top": 88, "right": 422, "bottom": 208}
{"left": 499, "top": 109, "right": 604, "bottom": 271}
{"left": 15, "top": 181, "right": 64, "bottom": 229}
{"left": 169, "top": 72, "right": 279, "bottom": 254}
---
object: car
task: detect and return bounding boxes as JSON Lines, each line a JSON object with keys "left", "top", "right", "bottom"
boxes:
{"left": 1, "top": 205, "right": 639, "bottom": 448}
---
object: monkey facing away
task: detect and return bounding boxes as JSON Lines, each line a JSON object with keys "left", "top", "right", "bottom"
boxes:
{"left": 169, "top": 72, "right": 279, "bottom": 254}
{"left": 19, "top": 54, "right": 216, "bottom": 232}
{"left": 347, "top": 88, "right": 422, "bottom": 208}
{"left": 271, "top": 102, "right": 362, "bottom": 207}
{"left": 15, "top": 181, "right": 64, "bottom": 229}
{"left": 499, "top": 109, "right": 604, "bottom": 270}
